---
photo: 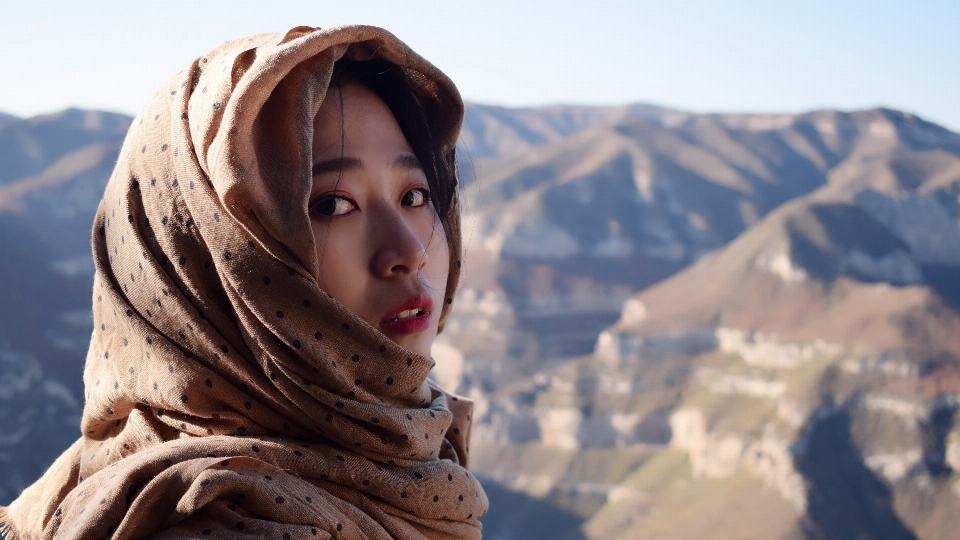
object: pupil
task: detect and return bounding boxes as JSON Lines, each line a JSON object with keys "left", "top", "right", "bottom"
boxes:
{"left": 404, "top": 190, "right": 422, "bottom": 206}
{"left": 317, "top": 198, "right": 338, "bottom": 215}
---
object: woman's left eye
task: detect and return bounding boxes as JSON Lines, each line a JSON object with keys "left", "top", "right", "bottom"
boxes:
{"left": 401, "top": 188, "right": 430, "bottom": 208}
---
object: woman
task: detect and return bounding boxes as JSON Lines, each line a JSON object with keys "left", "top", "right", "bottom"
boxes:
{"left": 0, "top": 25, "right": 487, "bottom": 539}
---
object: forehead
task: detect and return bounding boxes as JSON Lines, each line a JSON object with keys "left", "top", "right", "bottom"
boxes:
{"left": 311, "top": 80, "right": 408, "bottom": 155}
{"left": 314, "top": 80, "right": 384, "bottom": 129}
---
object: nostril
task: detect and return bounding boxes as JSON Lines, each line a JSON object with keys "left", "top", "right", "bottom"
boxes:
{"left": 373, "top": 225, "right": 429, "bottom": 277}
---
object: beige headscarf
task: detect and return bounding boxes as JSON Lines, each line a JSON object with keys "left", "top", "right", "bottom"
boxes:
{"left": 0, "top": 25, "right": 486, "bottom": 539}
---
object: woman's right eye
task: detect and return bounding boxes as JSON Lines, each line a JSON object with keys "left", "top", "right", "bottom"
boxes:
{"left": 311, "top": 195, "right": 357, "bottom": 217}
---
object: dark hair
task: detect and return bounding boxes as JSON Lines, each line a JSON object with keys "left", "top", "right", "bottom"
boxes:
{"left": 326, "top": 58, "right": 462, "bottom": 327}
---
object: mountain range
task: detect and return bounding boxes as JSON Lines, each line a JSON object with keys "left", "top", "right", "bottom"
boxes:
{"left": 2, "top": 103, "right": 960, "bottom": 539}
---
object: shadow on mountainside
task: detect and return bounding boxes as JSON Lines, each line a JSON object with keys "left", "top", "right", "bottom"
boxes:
{"left": 0, "top": 214, "right": 90, "bottom": 397}
{"left": 479, "top": 479, "right": 587, "bottom": 540}
{"left": 921, "top": 264, "right": 960, "bottom": 313}
{"left": 795, "top": 408, "right": 918, "bottom": 540}
{"left": 920, "top": 402, "right": 958, "bottom": 478}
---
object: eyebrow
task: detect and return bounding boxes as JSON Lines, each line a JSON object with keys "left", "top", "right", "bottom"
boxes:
{"left": 312, "top": 153, "right": 422, "bottom": 176}
{"left": 312, "top": 157, "right": 362, "bottom": 176}
{"left": 395, "top": 153, "right": 422, "bottom": 170}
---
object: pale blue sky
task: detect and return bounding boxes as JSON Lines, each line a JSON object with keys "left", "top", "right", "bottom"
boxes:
{"left": 2, "top": 0, "right": 958, "bottom": 131}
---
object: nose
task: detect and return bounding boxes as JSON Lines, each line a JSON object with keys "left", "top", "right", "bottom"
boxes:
{"left": 371, "top": 213, "right": 428, "bottom": 278}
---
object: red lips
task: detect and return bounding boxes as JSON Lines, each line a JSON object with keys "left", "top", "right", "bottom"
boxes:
{"left": 379, "top": 291, "right": 433, "bottom": 335}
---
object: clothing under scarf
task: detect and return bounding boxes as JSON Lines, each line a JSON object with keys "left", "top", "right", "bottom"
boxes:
{"left": 0, "top": 25, "right": 487, "bottom": 539}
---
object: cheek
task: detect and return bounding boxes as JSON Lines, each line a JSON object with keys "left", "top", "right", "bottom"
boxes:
{"left": 311, "top": 222, "right": 365, "bottom": 304}
{"left": 310, "top": 221, "right": 331, "bottom": 276}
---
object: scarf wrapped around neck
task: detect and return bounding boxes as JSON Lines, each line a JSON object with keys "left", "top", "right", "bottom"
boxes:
{"left": 0, "top": 25, "right": 487, "bottom": 539}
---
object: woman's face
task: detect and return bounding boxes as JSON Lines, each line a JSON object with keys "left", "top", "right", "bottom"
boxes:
{"left": 310, "top": 80, "right": 450, "bottom": 358}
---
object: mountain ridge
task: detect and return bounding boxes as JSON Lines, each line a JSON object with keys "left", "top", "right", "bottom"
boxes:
{"left": 3, "top": 104, "right": 960, "bottom": 538}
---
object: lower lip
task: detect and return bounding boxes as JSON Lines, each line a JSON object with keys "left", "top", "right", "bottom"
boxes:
{"left": 380, "top": 311, "right": 431, "bottom": 335}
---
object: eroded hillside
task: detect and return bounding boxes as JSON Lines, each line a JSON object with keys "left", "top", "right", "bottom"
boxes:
{"left": 447, "top": 105, "right": 960, "bottom": 539}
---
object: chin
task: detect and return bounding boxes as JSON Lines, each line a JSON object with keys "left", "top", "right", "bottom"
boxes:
{"left": 400, "top": 337, "right": 434, "bottom": 359}
{"left": 412, "top": 326, "right": 443, "bottom": 357}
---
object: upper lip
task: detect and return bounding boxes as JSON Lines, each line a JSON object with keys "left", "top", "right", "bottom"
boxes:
{"left": 380, "top": 290, "right": 433, "bottom": 325}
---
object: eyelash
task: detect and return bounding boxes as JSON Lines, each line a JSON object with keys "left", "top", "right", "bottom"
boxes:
{"left": 310, "top": 188, "right": 431, "bottom": 218}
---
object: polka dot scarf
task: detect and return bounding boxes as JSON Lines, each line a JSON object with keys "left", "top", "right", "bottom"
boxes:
{"left": 0, "top": 25, "right": 486, "bottom": 539}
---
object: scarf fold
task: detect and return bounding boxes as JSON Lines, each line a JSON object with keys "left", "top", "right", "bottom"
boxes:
{"left": 1, "top": 25, "right": 486, "bottom": 540}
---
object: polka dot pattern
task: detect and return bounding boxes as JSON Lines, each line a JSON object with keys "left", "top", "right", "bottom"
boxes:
{"left": 0, "top": 25, "right": 484, "bottom": 540}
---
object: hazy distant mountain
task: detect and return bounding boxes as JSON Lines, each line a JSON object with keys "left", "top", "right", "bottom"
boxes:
{"left": 607, "top": 108, "right": 960, "bottom": 341}
{"left": 0, "top": 108, "right": 128, "bottom": 502}
{"left": 0, "top": 108, "right": 130, "bottom": 185}
{"left": 452, "top": 106, "right": 960, "bottom": 362}
{"left": 460, "top": 103, "right": 681, "bottom": 159}
{"left": 448, "top": 107, "right": 960, "bottom": 538}
{"left": 3, "top": 104, "right": 960, "bottom": 538}
{"left": 0, "top": 109, "right": 129, "bottom": 392}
